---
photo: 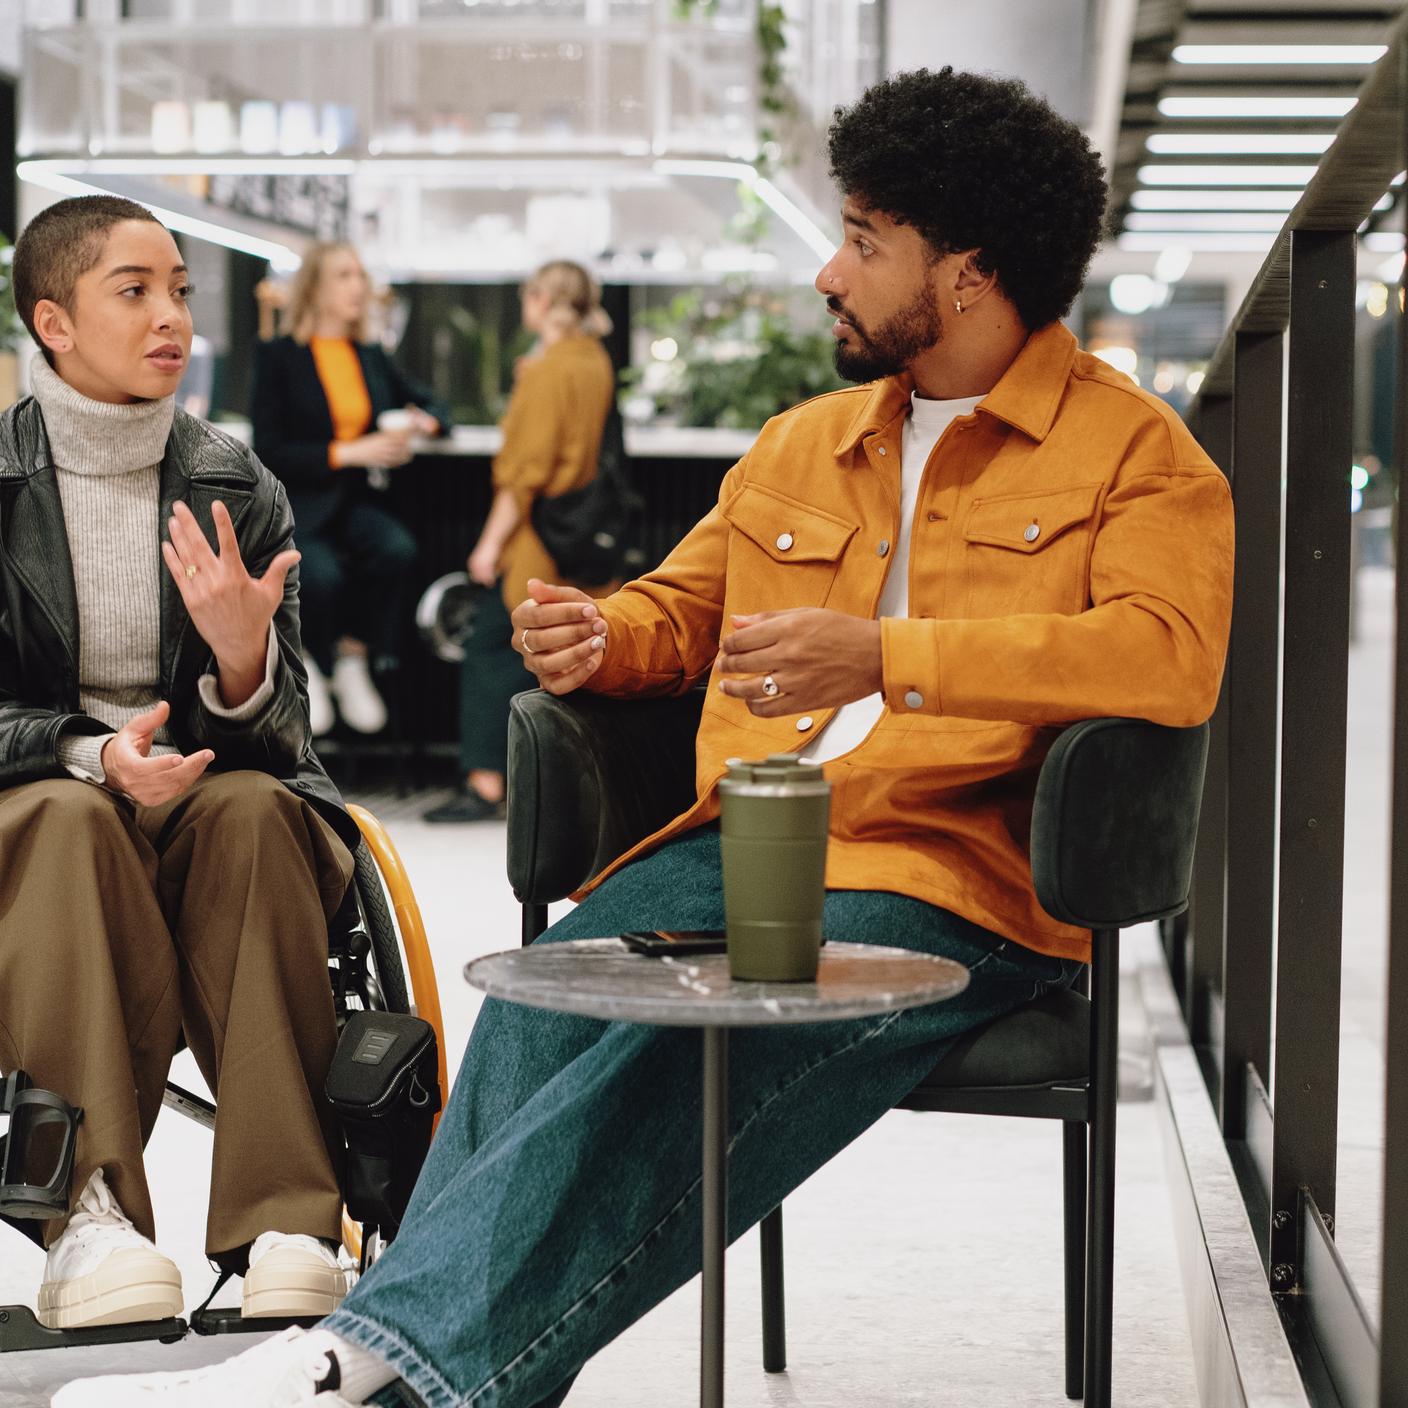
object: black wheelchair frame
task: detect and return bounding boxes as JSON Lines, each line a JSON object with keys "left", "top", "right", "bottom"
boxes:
{"left": 0, "top": 815, "right": 437, "bottom": 1356}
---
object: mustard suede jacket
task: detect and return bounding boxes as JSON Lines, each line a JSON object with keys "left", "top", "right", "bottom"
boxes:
{"left": 576, "top": 322, "right": 1235, "bottom": 962}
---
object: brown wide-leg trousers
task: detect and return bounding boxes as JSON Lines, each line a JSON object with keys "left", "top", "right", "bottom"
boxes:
{"left": 0, "top": 770, "right": 354, "bottom": 1261}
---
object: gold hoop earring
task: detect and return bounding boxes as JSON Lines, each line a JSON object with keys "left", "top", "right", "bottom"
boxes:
{"left": 954, "top": 299, "right": 964, "bottom": 314}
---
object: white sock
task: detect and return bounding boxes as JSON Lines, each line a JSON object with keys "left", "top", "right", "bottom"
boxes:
{"left": 324, "top": 1333, "right": 398, "bottom": 1403}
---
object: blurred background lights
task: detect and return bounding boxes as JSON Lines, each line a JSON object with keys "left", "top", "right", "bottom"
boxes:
{"left": 1108, "top": 274, "right": 1171, "bottom": 315}
{"left": 1153, "top": 247, "right": 1192, "bottom": 284}
{"left": 1093, "top": 345, "right": 1139, "bottom": 377}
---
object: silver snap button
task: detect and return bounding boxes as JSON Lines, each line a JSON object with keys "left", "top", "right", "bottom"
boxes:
{"left": 776, "top": 531, "right": 794, "bottom": 551}
{"left": 903, "top": 690, "right": 924, "bottom": 710}
{"left": 796, "top": 715, "right": 814, "bottom": 731}
{"left": 877, "top": 445, "right": 887, "bottom": 456}
{"left": 877, "top": 539, "right": 890, "bottom": 557}
{"left": 1023, "top": 523, "right": 1040, "bottom": 543}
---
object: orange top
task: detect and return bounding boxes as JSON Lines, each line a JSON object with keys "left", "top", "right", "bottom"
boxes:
{"left": 310, "top": 336, "right": 373, "bottom": 466}
{"left": 576, "top": 322, "right": 1235, "bottom": 962}
{"left": 493, "top": 333, "right": 616, "bottom": 606}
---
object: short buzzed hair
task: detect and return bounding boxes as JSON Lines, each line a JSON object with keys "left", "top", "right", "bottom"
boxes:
{"left": 13, "top": 195, "right": 164, "bottom": 360}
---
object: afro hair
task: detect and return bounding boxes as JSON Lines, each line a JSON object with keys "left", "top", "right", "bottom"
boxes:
{"left": 828, "top": 68, "right": 1108, "bottom": 329}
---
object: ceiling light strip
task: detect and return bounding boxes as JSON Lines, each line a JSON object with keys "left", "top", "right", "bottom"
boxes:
{"left": 1146, "top": 133, "right": 1336, "bottom": 155}
{"left": 1172, "top": 45, "right": 1386, "bottom": 65}
{"left": 652, "top": 158, "right": 836, "bottom": 261}
{"left": 1138, "top": 164, "right": 1322, "bottom": 186}
{"left": 1126, "top": 212, "right": 1290, "bottom": 232}
{"left": 1118, "top": 232, "right": 1280, "bottom": 252}
{"left": 17, "top": 162, "right": 303, "bottom": 270}
{"left": 1158, "top": 96, "right": 1358, "bottom": 118}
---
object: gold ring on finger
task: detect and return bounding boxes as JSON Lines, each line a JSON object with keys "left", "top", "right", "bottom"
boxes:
{"left": 185, "top": 564, "right": 198, "bottom": 579}
{"left": 520, "top": 630, "right": 536, "bottom": 655}
{"left": 762, "top": 674, "right": 780, "bottom": 698}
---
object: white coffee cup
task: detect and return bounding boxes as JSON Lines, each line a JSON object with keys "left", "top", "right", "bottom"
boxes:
{"left": 377, "top": 409, "right": 415, "bottom": 435}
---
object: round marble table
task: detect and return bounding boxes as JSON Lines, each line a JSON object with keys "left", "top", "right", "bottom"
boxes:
{"left": 465, "top": 938, "right": 970, "bottom": 1408}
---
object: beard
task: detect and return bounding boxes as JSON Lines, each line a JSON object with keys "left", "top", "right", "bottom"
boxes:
{"left": 829, "top": 286, "right": 943, "bottom": 383}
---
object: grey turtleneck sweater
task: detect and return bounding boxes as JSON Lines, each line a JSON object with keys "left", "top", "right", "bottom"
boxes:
{"left": 29, "top": 359, "right": 277, "bottom": 784}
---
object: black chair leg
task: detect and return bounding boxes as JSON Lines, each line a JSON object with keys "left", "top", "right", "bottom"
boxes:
{"left": 1084, "top": 928, "right": 1120, "bottom": 1408}
{"left": 1062, "top": 1119, "right": 1087, "bottom": 1400}
{"left": 521, "top": 903, "right": 549, "bottom": 946}
{"left": 760, "top": 1204, "right": 787, "bottom": 1372}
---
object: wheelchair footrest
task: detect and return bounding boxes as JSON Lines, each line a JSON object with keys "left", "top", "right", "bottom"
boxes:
{"left": 0, "top": 1304, "right": 187, "bottom": 1353}
{"left": 189, "top": 1306, "right": 324, "bottom": 1336}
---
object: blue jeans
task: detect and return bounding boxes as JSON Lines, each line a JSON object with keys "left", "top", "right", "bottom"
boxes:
{"left": 325, "top": 830, "right": 1080, "bottom": 1407}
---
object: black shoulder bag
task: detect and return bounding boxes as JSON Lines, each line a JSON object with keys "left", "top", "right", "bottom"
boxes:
{"left": 530, "top": 400, "right": 645, "bottom": 584}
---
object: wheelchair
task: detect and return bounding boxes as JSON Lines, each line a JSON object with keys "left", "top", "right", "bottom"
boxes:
{"left": 0, "top": 802, "right": 446, "bottom": 1355}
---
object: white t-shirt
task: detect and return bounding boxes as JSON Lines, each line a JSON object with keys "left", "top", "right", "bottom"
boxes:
{"left": 800, "top": 389, "right": 984, "bottom": 764}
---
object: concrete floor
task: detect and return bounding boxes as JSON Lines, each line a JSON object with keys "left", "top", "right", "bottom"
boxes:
{"left": 0, "top": 799, "right": 1204, "bottom": 1406}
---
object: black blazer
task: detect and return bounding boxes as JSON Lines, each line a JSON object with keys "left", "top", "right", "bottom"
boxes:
{"left": 250, "top": 336, "right": 452, "bottom": 533}
{"left": 0, "top": 397, "right": 357, "bottom": 850}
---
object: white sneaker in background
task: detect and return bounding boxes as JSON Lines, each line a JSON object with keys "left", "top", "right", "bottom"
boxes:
{"left": 38, "top": 1169, "right": 182, "bottom": 1329}
{"left": 304, "top": 654, "right": 335, "bottom": 736}
{"left": 242, "top": 1231, "right": 349, "bottom": 1319}
{"left": 50, "top": 1325, "right": 361, "bottom": 1406}
{"left": 330, "top": 653, "right": 388, "bottom": 734}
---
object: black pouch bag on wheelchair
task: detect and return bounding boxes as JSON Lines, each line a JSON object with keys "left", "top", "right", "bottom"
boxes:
{"left": 326, "top": 1012, "right": 441, "bottom": 1245}
{"left": 0, "top": 1070, "right": 82, "bottom": 1222}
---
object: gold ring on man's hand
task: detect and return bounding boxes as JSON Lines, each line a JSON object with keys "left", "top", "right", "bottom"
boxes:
{"left": 185, "top": 564, "right": 198, "bottom": 579}
{"left": 520, "top": 630, "right": 536, "bottom": 654}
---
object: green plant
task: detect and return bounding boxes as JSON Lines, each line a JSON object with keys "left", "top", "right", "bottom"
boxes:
{"left": 639, "top": 6, "right": 836, "bottom": 429}
{"left": 627, "top": 284, "right": 842, "bottom": 430}
{"left": 674, "top": 0, "right": 796, "bottom": 181}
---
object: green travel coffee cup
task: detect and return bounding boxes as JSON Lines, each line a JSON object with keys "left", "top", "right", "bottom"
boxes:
{"left": 719, "top": 754, "right": 831, "bottom": 982}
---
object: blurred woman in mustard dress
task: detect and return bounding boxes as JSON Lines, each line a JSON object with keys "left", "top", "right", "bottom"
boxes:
{"left": 423, "top": 261, "right": 615, "bottom": 822}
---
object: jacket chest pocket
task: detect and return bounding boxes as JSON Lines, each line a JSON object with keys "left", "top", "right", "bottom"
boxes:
{"left": 961, "top": 482, "right": 1102, "bottom": 619}
{"left": 722, "top": 484, "right": 857, "bottom": 611}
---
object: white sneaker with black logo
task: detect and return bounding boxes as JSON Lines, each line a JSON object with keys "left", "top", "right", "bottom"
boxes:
{"left": 50, "top": 1326, "right": 360, "bottom": 1406}
{"left": 330, "top": 653, "right": 388, "bottom": 734}
{"left": 38, "top": 1170, "right": 183, "bottom": 1329}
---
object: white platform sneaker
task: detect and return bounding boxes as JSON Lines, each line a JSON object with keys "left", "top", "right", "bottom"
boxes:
{"left": 303, "top": 654, "right": 335, "bottom": 737}
{"left": 50, "top": 1326, "right": 361, "bottom": 1406}
{"left": 330, "top": 653, "right": 387, "bottom": 734}
{"left": 242, "top": 1231, "right": 349, "bottom": 1319}
{"left": 38, "top": 1170, "right": 182, "bottom": 1329}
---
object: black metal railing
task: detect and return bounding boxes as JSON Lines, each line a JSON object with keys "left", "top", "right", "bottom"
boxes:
{"left": 1182, "top": 14, "right": 1408, "bottom": 1404}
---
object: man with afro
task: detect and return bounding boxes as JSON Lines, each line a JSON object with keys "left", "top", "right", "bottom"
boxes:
{"left": 71, "top": 69, "right": 1232, "bottom": 1408}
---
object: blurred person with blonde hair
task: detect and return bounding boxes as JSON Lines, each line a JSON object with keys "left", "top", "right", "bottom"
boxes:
{"left": 251, "top": 243, "right": 450, "bottom": 736}
{"left": 424, "top": 259, "right": 615, "bottom": 823}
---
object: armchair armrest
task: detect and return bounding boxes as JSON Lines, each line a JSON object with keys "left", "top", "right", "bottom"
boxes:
{"left": 1031, "top": 717, "right": 1210, "bottom": 930}
{"left": 506, "top": 689, "right": 705, "bottom": 905}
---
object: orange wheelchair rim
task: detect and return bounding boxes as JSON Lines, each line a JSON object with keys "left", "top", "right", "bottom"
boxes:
{"left": 346, "top": 804, "right": 449, "bottom": 1121}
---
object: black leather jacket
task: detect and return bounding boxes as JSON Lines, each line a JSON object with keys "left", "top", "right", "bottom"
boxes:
{"left": 0, "top": 396, "right": 356, "bottom": 848}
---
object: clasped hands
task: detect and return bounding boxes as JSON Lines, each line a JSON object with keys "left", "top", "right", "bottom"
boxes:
{"left": 511, "top": 579, "right": 883, "bottom": 714}
{"left": 100, "top": 500, "right": 298, "bottom": 804}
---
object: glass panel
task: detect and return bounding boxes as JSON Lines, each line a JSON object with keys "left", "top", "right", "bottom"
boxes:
{"left": 1336, "top": 286, "right": 1398, "bottom": 1321}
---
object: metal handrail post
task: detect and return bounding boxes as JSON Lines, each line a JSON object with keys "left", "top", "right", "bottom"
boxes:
{"left": 1188, "top": 396, "right": 1233, "bottom": 1056}
{"left": 1221, "top": 330, "right": 1284, "bottom": 1142}
{"left": 1268, "top": 227, "right": 1355, "bottom": 1283}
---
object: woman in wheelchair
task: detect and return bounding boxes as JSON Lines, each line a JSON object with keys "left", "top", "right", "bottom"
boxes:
{"left": 0, "top": 197, "right": 361, "bottom": 1330}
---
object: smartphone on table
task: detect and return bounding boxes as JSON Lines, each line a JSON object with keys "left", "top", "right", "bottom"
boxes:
{"left": 620, "top": 930, "right": 727, "bottom": 957}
